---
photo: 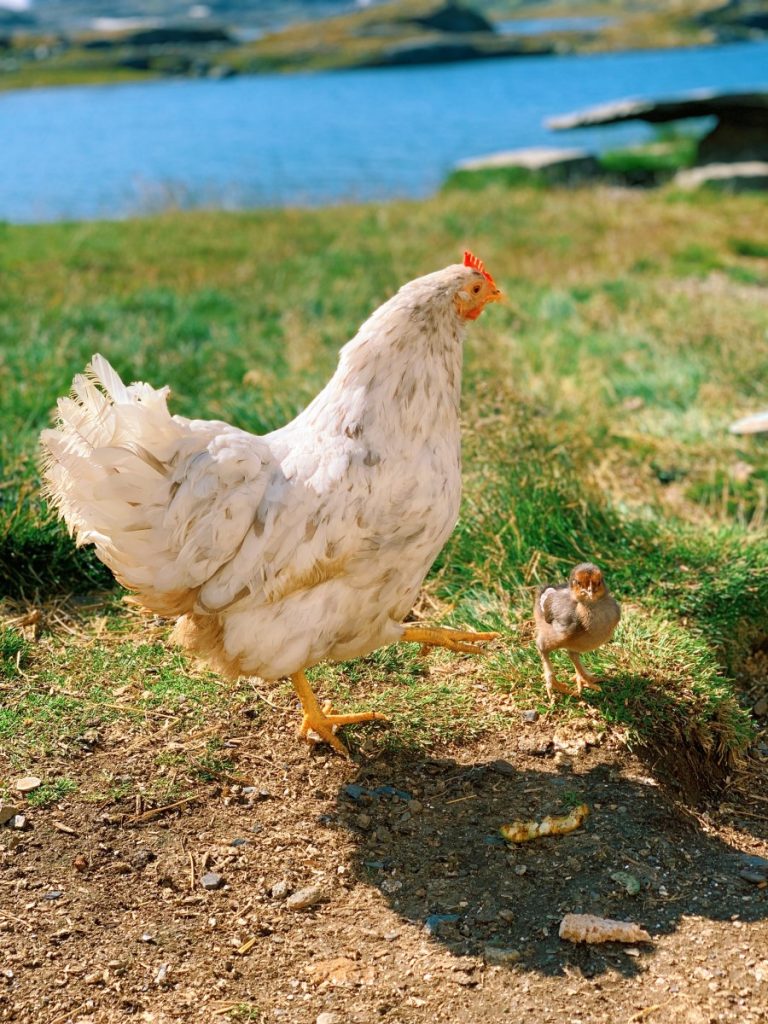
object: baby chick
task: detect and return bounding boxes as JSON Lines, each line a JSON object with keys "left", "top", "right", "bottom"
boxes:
{"left": 534, "top": 563, "right": 620, "bottom": 700}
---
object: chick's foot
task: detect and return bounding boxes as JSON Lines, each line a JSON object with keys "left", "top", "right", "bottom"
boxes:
{"left": 291, "top": 671, "right": 386, "bottom": 757}
{"left": 567, "top": 652, "right": 602, "bottom": 694}
{"left": 401, "top": 625, "right": 500, "bottom": 655}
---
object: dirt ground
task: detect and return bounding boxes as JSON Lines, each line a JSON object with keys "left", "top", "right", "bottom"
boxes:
{"left": 1, "top": 702, "right": 767, "bottom": 1024}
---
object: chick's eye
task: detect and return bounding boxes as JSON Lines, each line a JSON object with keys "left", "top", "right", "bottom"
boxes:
{"left": 472, "top": 284, "right": 482, "bottom": 294}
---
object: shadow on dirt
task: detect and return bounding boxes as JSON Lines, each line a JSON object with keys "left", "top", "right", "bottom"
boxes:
{"left": 333, "top": 746, "right": 768, "bottom": 978}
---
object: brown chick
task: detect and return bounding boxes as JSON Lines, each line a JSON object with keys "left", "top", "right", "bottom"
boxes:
{"left": 534, "top": 563, "right": 620, "bottom": 701}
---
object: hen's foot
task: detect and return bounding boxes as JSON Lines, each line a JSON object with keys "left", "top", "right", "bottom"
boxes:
{"left": 402, "top": 625, "right": 500, "bottom": 655}
{"left": 291, "top": 671, "right": 386, "bottom": 758}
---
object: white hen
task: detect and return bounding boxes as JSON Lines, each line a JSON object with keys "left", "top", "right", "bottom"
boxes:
{"left": 41, "top": 251, "right": 502, "bottom": 754}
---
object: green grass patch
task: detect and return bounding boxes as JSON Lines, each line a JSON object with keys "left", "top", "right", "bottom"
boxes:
{"left": 1, "top": 188, "right": 767, "bottom": 788}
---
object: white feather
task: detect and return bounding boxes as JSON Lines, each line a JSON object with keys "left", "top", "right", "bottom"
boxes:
{"left": 41, "top": 262, "right": 483, "bottom": 680}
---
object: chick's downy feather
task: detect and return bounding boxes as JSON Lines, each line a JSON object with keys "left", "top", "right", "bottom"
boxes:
{"left": 41, "top": 261, "right": 493, "bottom": 681}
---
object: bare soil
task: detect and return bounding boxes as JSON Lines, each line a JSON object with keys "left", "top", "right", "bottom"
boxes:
{"left": 1, "top": 703, "right": 767, "bottom": 1024}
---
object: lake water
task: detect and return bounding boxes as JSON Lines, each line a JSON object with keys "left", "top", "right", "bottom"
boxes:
{"left": 1, "top": 40, "right": 766, "bottom": 223}
{"left": 496, "top": 16, "right": 616, "bottom": 36}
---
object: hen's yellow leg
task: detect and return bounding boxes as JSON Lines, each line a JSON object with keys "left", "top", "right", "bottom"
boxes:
{"left": 401, "top": 625, "right": 500, "bottom": 654}
{"left": 291, "top": 670, "right": 387, "bottom": 757}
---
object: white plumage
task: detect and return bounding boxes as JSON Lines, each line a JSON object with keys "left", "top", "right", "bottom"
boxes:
{"left": 41, "top": 256, "right": 501, "bottom": 752}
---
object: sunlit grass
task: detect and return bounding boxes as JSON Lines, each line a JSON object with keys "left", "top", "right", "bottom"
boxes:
{"left": 1, "top": 186, "right": 767, "bottom": 784}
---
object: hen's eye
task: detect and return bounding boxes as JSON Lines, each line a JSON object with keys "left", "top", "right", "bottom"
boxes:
{"left": 472, "top": 283, "right": 481, "bottom": 294}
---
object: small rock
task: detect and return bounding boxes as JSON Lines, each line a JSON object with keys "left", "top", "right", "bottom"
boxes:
{"left": 13, "top": 776, "right": 41, "bottom": 794}
{"left": 43, "top": 890, "right": 63, "bottom": 900}
{"left": 72, "top": 855, "right": 88, "bottom": 873}
{"left": 230, "top": 838, "right": 250, "bottom": 847}
{"left": 521, "top": 710, "right": 539, "bottom": 724}
{"left": 490, "top": 758, "right": 517, "bottom": 775}
{"left": 270, "top": 880, "right": 290, "bottom": 900}
{"left": 739, "top": 869, "right": 768, "bottom": 885}
{"left": 286, "top": 884, "right": 323, "bottom": 911}
{"left": 380, "top": 878, "right": 402, "bottom": 895}
{"left": 484, "top": 946, "right": 522, "bottom": 965}
{"left": 474, "top": 903, "right": 498, "bottom": 924}
{"left": 516, "top": 736, "right": 552, "bottom": 757}
{"left": 317, "top": 1014, "right": 338, "bottom": 1024}
{"left": 243, "top": 787, "right": 272, "bottom": 802}
{"left": 84, "top": 971, "right": 102, "bottom": 986}
{"left": 753, "top": 696, "right": 768, "bottom": 717}
{"left": 407, "top": 800, "right": 423, "bottom": 814}
{"left": 738, "top": 854, "right": 768, "bottom": 878}
{"left": 139, "top": 933, "right": 156, "bottom": 944}
{"left": 154, "top": 963, "right": 169, "bottom": 985}
{"left": 611, "top": 871, "right": 641, "bottom": 896}
{"left": 356, "top": 813, "right": 372, "bottom": 830}
{"left": 514, "top": 864, "right": 527, "bottom": 876}
{"left": 0, "top": 805, "right": 20, "bottom": 826}
{"left": 201, "top": 872, "right": 224, "bottom": 891}
{"left": 11, "top": 814, "right": 28, "bottom": 831}
{"left": 131, "top": 848, "right": 155, "bottom": 869}
{"left": 424, "top": 913, "right": 459, "bottom": 936}
{"left": 454, "top": 971, "right": 477, "bottom": 987}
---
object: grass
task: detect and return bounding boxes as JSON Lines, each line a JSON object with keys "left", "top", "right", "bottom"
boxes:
{"left": 1, "top": 184, "right": 767, "bottom": 792}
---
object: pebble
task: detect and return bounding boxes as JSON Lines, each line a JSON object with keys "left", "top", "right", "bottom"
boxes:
{"left": 11, "top": 815, "right": 28, "bottom": 831}
{"left": 13, "top": 776, "right": 42, "bottom": 794}
{"left": 139, "top": 933, "right": 156, "bottom": 944}
{"left": 516, "top": 736, "right": 552, "bottom": 757}
{"left": 201, "top": 872, "right": 225, "bottom": 891}
{"left": 753, "top": 695, "right": 768, "bottom": 717}
{"left": 484, "top": 946, "right": 522, "bottom": 965}
{"left": 521, "top": 710, "right": 539, "bottom": 724}
{"left": 407, "top": 800, "right": 423, "bottom": 815}
{"left": 316, "top": 1014, "right": 338, "bottom": 1024}
{"left": 0, "top": 805, "right": 20, "bottom": 826}
{"left": 740, "top": 869, "right": 768, "bottom": 885}
{"left": 131, "top": 848, "right": 155, "bottom": 869}
{"left": 43, "top": 891, "right": 63, "bottom": 900}
{"left": 230, "top": 838, "right": 250, "bottom": 847}
{"left": 611, "top": 871, "right": 641, "bottom": 896}
{"left": 271, "top": 880, "right": 290, "bottom": 900}
{"left": 738, "top": 854, "right": 768, "bottom": 881}
{"left": 380, "top": 878, "right": 403, "bottom": 895}
{"left": 285, "top": 885, "right": 323, "bottom": 911}
{"left": 424, "top": 913, "right": 459, "bottom": 937}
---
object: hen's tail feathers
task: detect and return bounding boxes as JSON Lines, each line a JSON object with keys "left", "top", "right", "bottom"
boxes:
{"left": 40, "top": 355, "right": 195, "bottom": 614}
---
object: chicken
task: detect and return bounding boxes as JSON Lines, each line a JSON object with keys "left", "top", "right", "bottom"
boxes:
{"left": 41, "top": 251, "right": 502, "bottom": 755}
{"left": 534, "top": 562, "right": 620, "bottom": 700}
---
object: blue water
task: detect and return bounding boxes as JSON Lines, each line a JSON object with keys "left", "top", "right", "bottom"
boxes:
{"left": 1, "top": 40, "right": 766, "bottom": 223}
{"left": 496, "top": 16, "right": 616, "bottom": 35}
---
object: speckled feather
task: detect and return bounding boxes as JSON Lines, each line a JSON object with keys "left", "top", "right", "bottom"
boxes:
{"left": 41, "top": 262, "right": 487, "bottom": 680}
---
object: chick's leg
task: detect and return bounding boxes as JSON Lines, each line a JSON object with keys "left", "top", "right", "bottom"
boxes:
{"left": 538, "top": 649, "right": 575, "bottom": 701}
{"left": 291, "top": 670, "right": 386, "bottom": 757}
{"left": 566, "top": 651, "right": 601, "bottom": 694}
{"left": 401, "top": 625, "right": 500, "bottom": 655}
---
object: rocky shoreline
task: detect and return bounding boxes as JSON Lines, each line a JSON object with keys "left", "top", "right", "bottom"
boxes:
{"left": 1, "top": 0, "right": 767, "bottom": 90}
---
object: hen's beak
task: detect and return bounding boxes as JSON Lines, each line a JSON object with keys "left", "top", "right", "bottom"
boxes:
{"left": 456, "top": 284, "right": 505, "bottom": 320}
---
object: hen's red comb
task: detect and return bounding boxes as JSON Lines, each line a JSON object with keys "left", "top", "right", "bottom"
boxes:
{"left": 463, "top": 250, "right": 496, "bottom": 287}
